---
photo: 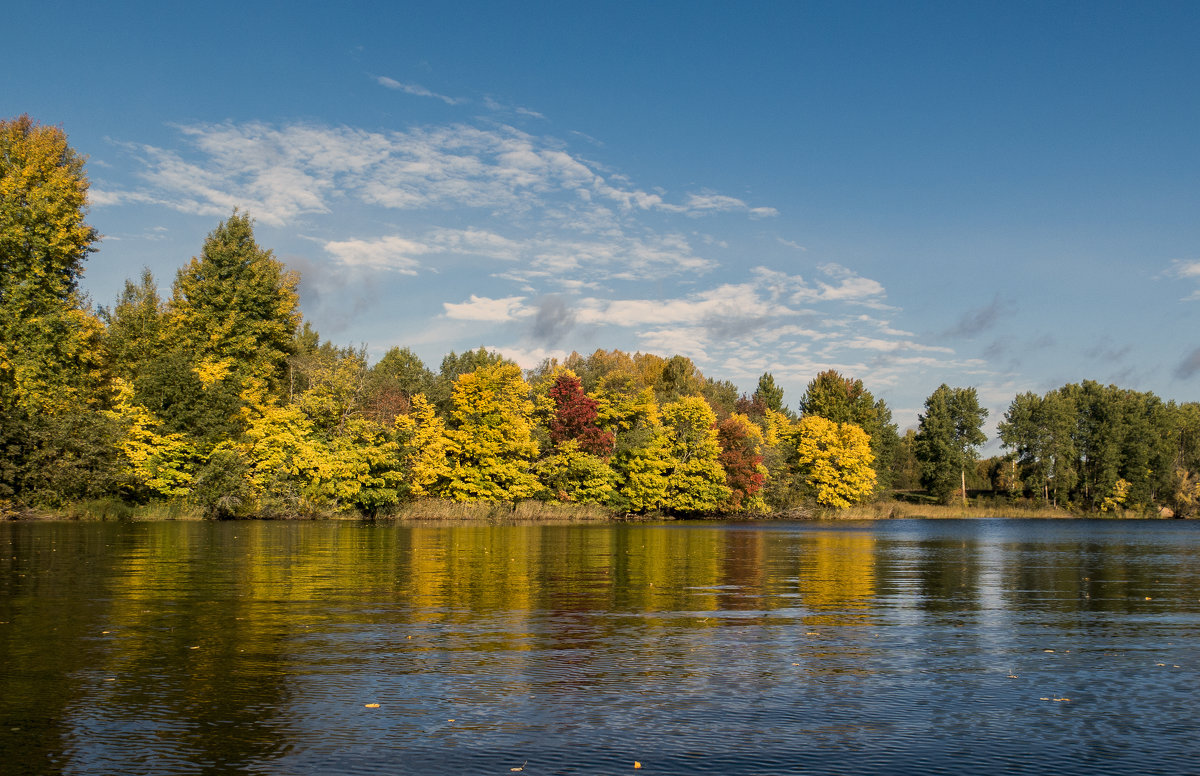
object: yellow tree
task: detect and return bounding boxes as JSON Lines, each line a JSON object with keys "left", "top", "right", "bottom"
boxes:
{"left": 442, "top": 363, "right": 540, "bottom": 502}
{"left": 106, "top": 379, "right": 197, "bottom": 499}
{"left": 594, "top": 374, "right": 671, "bottom": 512}
{"left": 238, "top": 402, "right": 318, "bottom": 514}
{"left": 0, "top": 115, "right": 104, "bottom": 414}
{"left": 535, "top": 440, "right": 618, "bottom": 504}
{"left": 303, "top": 418, "right": 403, "bottom": 513}
{"left": 791, "top": 415, "right": 876, "bottom": 508}
{"left": 393, "top": 393, "right": 452, "bottom": 498}
{"left": 661, "top": 396, "right": 731, "bottom": 513}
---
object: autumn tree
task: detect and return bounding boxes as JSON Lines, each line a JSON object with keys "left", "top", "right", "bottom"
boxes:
{"left": 915, "top": 384, "right": 988, "bottom": 505}
{"left": 789, "top": 415, "right": 876, "bottom": 508}
{"left": 594, "top": 373, "right": 671, "bottom": 512}
{"left": 441, "top": 362, "right": 540, "bottom": 502}
{"left": 717, "top": 413, "right": 767, "bottom": 512}
{"left": 393, "top": 394, "right": 452, "bottom": 498}
{"left": 797, "top": 369, "right": 899, "bottom": 492}
{"left": 0, "top": 116, "right": 111, "bottom": 506}
{"left": 547, "top": 370, "right": 615, "bottom": 456}
{"left": 430, "top": 347, "right": 513, "bottom": 415}
{"left": 0, "top": 115, "right": 104, "bottom": 414}
{"left": 661, "top": 396, "right": 731, "bottom": 513}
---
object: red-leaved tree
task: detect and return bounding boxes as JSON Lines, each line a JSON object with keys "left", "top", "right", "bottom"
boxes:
{"left": 717, "top": 414, "right": 765, "bottom": 510}
{"left": 549, "top": 373, "right": 615, "bottom": 457}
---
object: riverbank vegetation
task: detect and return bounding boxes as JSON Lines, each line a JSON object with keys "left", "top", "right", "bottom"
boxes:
{"left": 4, "top": 115, "right": 1199, "bottom": 521}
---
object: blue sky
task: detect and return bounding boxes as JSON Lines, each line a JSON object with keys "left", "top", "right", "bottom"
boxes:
{"left": 7, "top": 1, "right": 1200, "bottom": 440}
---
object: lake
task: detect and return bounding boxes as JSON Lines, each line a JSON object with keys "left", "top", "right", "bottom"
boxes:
{"left": 2, "top": 518, "right": 1198, "bottom": 775}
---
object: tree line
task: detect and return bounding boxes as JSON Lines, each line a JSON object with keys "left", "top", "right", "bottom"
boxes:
{"left": 3, "top": 115, "right": 1198, "bottom": 518}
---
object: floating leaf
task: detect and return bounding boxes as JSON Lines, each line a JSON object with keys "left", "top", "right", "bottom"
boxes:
{"left": 364, "top": 703, "right": 380, "bottom": 709}
{"left": 634, "top": 762, "right": 642, "bottom": 769}
{"left": 511, "top": 761, "right": 527, "bottom": 772}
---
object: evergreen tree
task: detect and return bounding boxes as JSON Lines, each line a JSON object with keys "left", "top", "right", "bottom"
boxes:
{"left": 753, "top": 372, "right": 786, "bottom": 414}
{"left": 164, "top": 211, "right": 300, "bottom": 404}
{"left": 102, "top": 268, "right": 163, "bottom": 384}
{"left": 914, "top": 384, "right": 988, "bottom": 505}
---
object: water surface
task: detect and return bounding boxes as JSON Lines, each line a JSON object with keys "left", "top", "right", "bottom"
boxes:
{"left": 2, "top": 518, "right": 1198, "bottom": 775}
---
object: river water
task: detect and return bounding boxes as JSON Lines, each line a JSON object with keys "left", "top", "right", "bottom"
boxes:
{"left": 2, "top": 518, "right": 1198, "bottom": 775}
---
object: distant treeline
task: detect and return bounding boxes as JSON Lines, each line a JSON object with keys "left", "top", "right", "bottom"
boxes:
{"left": 3, "top": 115, "right": 1198, "bottom": 518}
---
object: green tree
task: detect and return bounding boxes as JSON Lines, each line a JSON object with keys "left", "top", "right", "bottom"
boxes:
{"left": 753, "top": 372, "right": 786, "bottom": 414}
{"left": 164, "top": 211, "right": 300, "bottom": 406}
{"left": 101, "top": 268, "right": 164, "bottom": 384}
{"left": 998, "top": 389, "right": 1077, "bottom": 505}
{"left": 535, "top": 440, "right": 618, "bottom": 504}
{"left": 364, "top": 346, "right": 435, "bottom": 425}
{"left": 914, "top": 384, "right": 988, "bottom": 505}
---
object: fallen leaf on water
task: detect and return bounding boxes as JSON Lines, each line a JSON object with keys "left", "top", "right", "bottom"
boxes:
{"left": 792, "top": 663, "right": 800, "bottom": 666}
{"left": 511, "top": 761, "right": 526, "bottom": 772}
{"left": 634, "top": 762, "right": 642, "bottom": 769}
{"left": 448, "top": 718, "right": 455, "bottom": 722}
{"left": 1007, "top": 674, "right": 1018, "bottom": 679}
{"left": 364, "top": 703, "right": 380, "bottom": 709}
{"left": 1043, "top": 649, "right": 1055, "bottom": 653}
{"left": 189, "top": 646, "right": 199, "bottom": 650}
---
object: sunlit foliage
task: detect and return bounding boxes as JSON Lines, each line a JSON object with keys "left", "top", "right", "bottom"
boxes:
{"left": 790, "top": 415, "right": 876, "bottom": 508}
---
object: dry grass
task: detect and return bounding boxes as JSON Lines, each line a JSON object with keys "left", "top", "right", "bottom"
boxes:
{"left": 383, "top": 499, "right": 640, "bottom": 523}
{"left": 823, "top": 500, "right": 1080, "bottom": 520}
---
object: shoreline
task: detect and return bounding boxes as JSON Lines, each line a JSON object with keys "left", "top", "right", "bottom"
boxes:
{"left": 3, "top": 498, "right": 1177, "bottom": 523}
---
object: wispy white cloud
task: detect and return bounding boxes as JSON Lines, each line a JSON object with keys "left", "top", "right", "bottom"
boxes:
{"left": 375, "top": 76, "right": 463, "bottom": 105}
{"left": 482, "top": 95, "right": 546, "bottom": 120}
{"left": 100, "top": 120, "right": 778, "bottom": 229}
{"left": 443, "top": 294, "right": 532, "bottom": 321}
{"left": 1167, "top": 259, "right": 1200, "bottom": 300}
{"left": 790, "top": 263, "right": 891, "bottom": 308}
{"left": 683, "top": 192, "right": 779, "bottom": 218}
{"left": 323, "top": 235, "right": 429, "bottom": 274}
